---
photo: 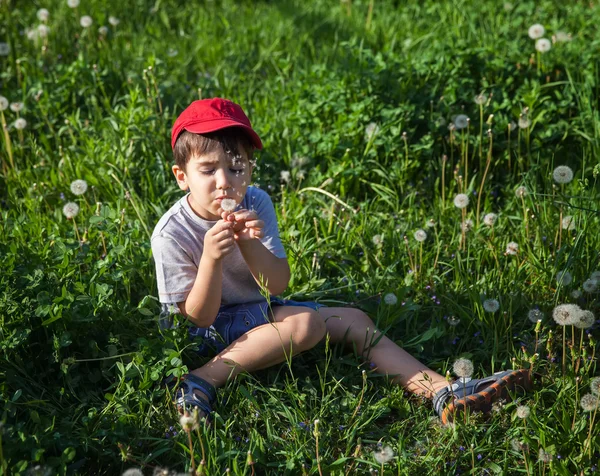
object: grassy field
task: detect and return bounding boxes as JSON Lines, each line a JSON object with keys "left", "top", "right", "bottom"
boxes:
{"left": 1, "top": 0, "right": 600, "bottom": 474}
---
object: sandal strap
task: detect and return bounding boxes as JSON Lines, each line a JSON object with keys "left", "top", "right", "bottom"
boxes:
{"left": 181, "top": 373, "right": 217, "bottom": 403}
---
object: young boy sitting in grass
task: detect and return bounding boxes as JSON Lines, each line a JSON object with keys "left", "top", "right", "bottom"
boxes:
{"left": 151, "top": 98, "right": 531, "bottom": 425}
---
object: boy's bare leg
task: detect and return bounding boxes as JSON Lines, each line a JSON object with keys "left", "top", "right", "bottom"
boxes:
{"left": 188, "top": 306, "right": 327, "bottom": 398}
{"left": 318, "top": 307, "right": 448, "bottom": 399}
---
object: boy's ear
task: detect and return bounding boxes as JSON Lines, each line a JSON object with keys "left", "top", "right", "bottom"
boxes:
{"left": 172, "top": 164, "right": 189, "bottom": 191}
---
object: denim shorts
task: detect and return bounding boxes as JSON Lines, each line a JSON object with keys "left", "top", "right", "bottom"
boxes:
{"left": 160, "top": 297, "right": 325, "bottom": 357}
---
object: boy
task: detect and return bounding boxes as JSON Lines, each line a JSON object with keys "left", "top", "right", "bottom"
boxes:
{"left": 151, "top": 98, "right": 531, "bottom": 425}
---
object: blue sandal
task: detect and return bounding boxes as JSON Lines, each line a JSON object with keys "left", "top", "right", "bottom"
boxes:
{"left": 165, "top": 373, "right": 216, "bottom": 418}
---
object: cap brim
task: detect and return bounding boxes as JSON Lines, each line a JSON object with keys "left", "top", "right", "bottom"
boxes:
{"left": 181, "top": 119, "right": 263, "bottom": 150}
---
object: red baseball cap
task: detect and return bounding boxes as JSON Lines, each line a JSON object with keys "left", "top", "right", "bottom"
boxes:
{"left": 171, "top": 98, "right": 263, "bottom": 150}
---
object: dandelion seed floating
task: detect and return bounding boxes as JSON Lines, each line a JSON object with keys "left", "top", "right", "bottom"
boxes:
{"left": 516, "top": 405, "right": 531, "bottom": 419}
{"left": 552, "top": 303, "right": 581, "bottom": 326}
{"left": 453, "top": 193, "right": 469, "bottom": 209}
{"left": 553, "top": 165, "right": 574, "bottom": 184}
{"left": 221, "top": 198, "right": 237, "bottom": 212}
{"left": 37, "top": 8, "right": 50, "bottom": 22}
{"left": 0, "top": 43, "right": 9, "bottom": 56}
{"left": 14, "top": 118, "right": 27, "bottom": 130}
{"left": 80, "top": 16, "right": 93, "bottom": 28}
{"left": 67, "top": 0, "right": 80, "bottom": 8}
{"left": 70, "top": 179, "right": 88, "bottom": 195}
{"left": 373, "top": 445, "right": 395, "bottom": 465}
{"left": 414, "top": 229, "right": 427, "bottom": 242}
{"left": 528, "top": 24, "right": 545, "bottom": 39}
{"left": 453, "top": 114, "right": 469, "bottom": 130}
{"left": 556, "top": 270, "right": 573, "bottom": 286}
{"left": 505, "top": 241, "right": 519, "bottom": 255}
{"left": 483, "top": 299, "right": 500, "bottom": 313}
{"left": 515, "top": 186, "right": 527, "bottom": 198}
{"left": 580, "top": 393, "right": 599, "bottom": 412}
{"left": 528, "top": 309, "right": 544, "bottom": 323}
{"left": 535, "top": 38, "right": 551, "bottom": 53}
{"left": 453, "top": 358, "right": 474, "bottom": 378}
{"left": 62, "top": 202, "right": 80, "bottom": 219}
{"left": 383, "top": 293, "right": 397, "bottom": 305}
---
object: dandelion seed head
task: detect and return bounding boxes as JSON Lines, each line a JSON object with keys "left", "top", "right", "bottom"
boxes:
{"left": 414, "top": 229, "right": 427, "bottom": 242}
{"left": 364, "top": 122, "right": 380, "bottom": 141}
{"left": 37, "top": 24, "right": 50, "bottom": 37}
{"left": 109, "top": 16, "right": 120, "bottom": 26}
{"left": 591, "top": 271, "right": 600, "bottom": 281}
{"left": 556, "top": 270, "right": 573, "bottom": 286}
{"left": 10, "top": 102, "right": 23, "bottom": 112}
{"left": 527, "top": 309, "right": 544, "bottom": 323}
{"left": 26, "top": 29, "right": 39, "bottom": 41}
{"left": 461, "top": 219, "right": 474, "bottom": 232}
{"left": 80, "top": 15, "right": 93, "bottom": 28}
{"left": 280, "top": 170, "right": 290, "bottom": 183}
{"left": 62, "top": 202, "right": 80, "bottom": 219}
{"left": 373, "top": 445, "right": 395, "bottom": 465}
{"left": 372, "top": 234, "right": 383, "bottom": 246}
{"left": 167, "top": 48, "right": 178, "bottom": 57}
{"left": 122, "top": 469, "right": 144, "bottom": 476}
{"left": 0, "top": 96, "right": 8, "bottom": 110}
{"left": 454, "top": 114, "right": 469, "bottom": 130}
{"left": 518, "top": 116, "right": 531, "bottom": 129}
{"left": 483, "top": 298, "right": 500, "bottom": 313}
{"left": 553, "top": 165, "right": 574, "bottom": 184}
{"left": 561, "top": 215, "right": 575, "bottom": 230}
{"left": 67, "top": 0, "right": 80, "bottom": 8}
{"left": 447, "top": 316, "right": 460, "bottom": 326}
{"left": 538, "top": 449, "right": 553, "bottom": 463}
{"left": 0, "top": 42, "right": 10, "bottom": 56}
{"left": 571, "top": 289, "right": 582, "bottom": 299}
{"left": 98, "top": 26, "right": 108, "bottom": 36}
{"left": 515, "top": 186, "right": 528, "bottom": 198}
{"left": 552, "top": 303, "right": 581, "bottom": 326}
{"left": 516, "top": 405, "right": 530, "bottom": 419}
{"left": 554, "top": 31, "right": 572, "bottom": 42}
{"left": 426, "top": 219, "right": 436, "bottom": 228}
{"left": 453, "top": 193, "right": 469, "bottom": 209}
{"left": 453, "top": 358, "right": 474, "bottom": 378}
{"left": 535, "top": 38, "right": 551, "bottom": 53}
{"left": 582, "top": 279, "right": 598, "bottom": 294}
{"left": 37, "top": 8, "right": 50, "bottom": 22}
{"left": 14, "top": 118, "right": 27, "bottom": 130}
{"left": 590, "top": 377, "right": 600, "bottom": 395}
{"left": 70, "top": 179, "right": 88, "bottom": 195}
{"left": 474, "top": 94, "right": 486, "bottom": 105}
{"left": 574, "top": 310, "right": 595, "bottom": 329}
{"left": 179, "top": 412, "right": 198, "bottom": 431}
{"left": 528, "top": 24, "right": 545, "bottom": 39}
{"left": 383, "top": 293, "right": 397, "bottom": 306}
{"left": 221, "top": 198, "right": 237, "bottom": 212}
{"left": 508, "top": 121, "right": 517, "bottom": 131}
{"left": 510, "top": 439, "right": 527, "bottom": 452}
{"left": 505, "top": 241, "right": 519, "bottom": 255}
{"left": 483, "top": 213, "right": 497, "bottom": 227}
{"left": 580, "top": 393, "right": 599, "bottom": 412}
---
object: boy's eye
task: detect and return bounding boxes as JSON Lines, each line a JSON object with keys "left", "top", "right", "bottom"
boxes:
{"left": 201, "top": 170, "right": 215, "bottom": 175}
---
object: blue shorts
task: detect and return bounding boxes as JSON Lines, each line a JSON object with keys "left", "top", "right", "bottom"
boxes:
{"left": 160, "top": 297, "right": 325, "bottom": 357}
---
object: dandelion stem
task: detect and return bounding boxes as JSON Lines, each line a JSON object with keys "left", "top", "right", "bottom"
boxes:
{"left": 186, "top": 429, "right": 196, "bottom": 475}
{"left": 476, "top": 130, "right": 493, "bottom": 228}
{"left": 584, "top": 404, "right": 598, "bottom": 458}
{"left": 351, "top": 370, "right": 367, "bottom": 422}
{"left": 562, "top": 325, "right": 566, "bottom": 377}
{"left": 0, "top": 111, "right": 14, "bottom": 171}
{"left": 195, "top": 425, "right": 206, "bottom": 476}
{"left": 365, "top": 0, "right": 374, "bottom": 30}
{"left": 507, "top": 123, "right": 512, "bottom": 171}
{"left": 441, "top": 154, "right": 447, "bottom": 206}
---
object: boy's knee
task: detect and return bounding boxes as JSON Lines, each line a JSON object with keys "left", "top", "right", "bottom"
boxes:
{"left": 294, "top": 310, "right": 327, "bottom": 350}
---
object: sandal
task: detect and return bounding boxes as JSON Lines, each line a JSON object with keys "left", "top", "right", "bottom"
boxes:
{"left": 165, "top": 373, "right": 216, "bottom": 418}
{"left": 433, "top": 369, "right": 532, "bottom": 425}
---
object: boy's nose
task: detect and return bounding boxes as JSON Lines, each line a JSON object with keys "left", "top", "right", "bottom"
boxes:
{"left": 215, "top": 169, "right": 231, "bottom": 189}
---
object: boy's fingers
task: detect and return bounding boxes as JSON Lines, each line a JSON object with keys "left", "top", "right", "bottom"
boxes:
{"left": 243, "top": 219, "right": 264, "bottom": 229}
{"left": 231, "top": 210, "right": 257, "bottom": 221}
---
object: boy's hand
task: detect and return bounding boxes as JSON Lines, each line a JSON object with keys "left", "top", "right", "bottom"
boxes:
{"left": 203, "top": 220, "right": 235, "bottom": 260}
{"left": 221, "top": 209, "right": 264, "bottom": 241}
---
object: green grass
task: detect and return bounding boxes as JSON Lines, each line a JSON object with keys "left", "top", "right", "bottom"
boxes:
{"left": 1, "top": 0, "right": 600, "bottom": 474}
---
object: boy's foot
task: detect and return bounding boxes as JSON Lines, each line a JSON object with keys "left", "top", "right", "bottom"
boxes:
{"left": 433, "top": 369, "right": 532, "bottom": 425}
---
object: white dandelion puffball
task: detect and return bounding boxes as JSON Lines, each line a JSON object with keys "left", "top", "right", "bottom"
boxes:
{"left": 67, "top": 0, "right": 80, "bottom": 7}
{"left": 515, "top": 186, "right": 527, "bottom": 198}
{"left": 62, "top": 202, "right": 80, "bottom": 219}
{"left": 516, "top": 405, "right": 530, "bottom": 419}
{"left": 220, "top": 198, "right": 237, "bottom": 212}
{"left": 364, "top": 122, "right": 380, "bottom": 141}
{"left": 535, "top": 38, "right": 551, "bottom": 53}
{"left": 574, "top": 310, "right": 595, "bottom": 329}
{"left": 483, "top": 298, "right": 500, "bottom": 313}
{"left": 70, "top": 179, "right": 88, "bottom": 195}
{"left": 555, "top": 31, "right": 572, "bottom": 42}
{"left": 528, "top": 308, "right": 544, "bottom": 323}
{"left": 447, "top": 316, "right": 460, "bottom": 326}
{"left": 582, "top": 279, "right": 598, "bottom": 294}
{"left": 0, "top": 96, "right": 8, "bottom": 110}
{"left": 528, "top": 24, "right": 545, "bottom": 39}
{"left": 98, "top": 26, "right": 108, "bottom": 36}
{"left": 37, "top": 8, "right": 50, "bottom": 21}
{"left": 10, "top": 102, "right": 23, "bottom": 112}
{"left": 383, "top": 293, "right": 398, "bottom": 305}
{"left": 179, "top": 412, "right": 198, "bottom": 431}
{"left": 508, "top": 121, "right": 517, "bottom": 131}
{"left": 580, "top": 393, "right": 599, "bottom": 412}
{"left": 561, "top": 215, "right": 575, "bottom": 231}
{"left": 108, "top": 16, "right": 120, "bottom": 26}
{"left": 167, "top": 48, "right": 178, "bottom": 57}
{"left": 553, "top": 165, "right": 574, "bottom": 184}
{"left": 372, "top": 234, "right": 383, "bottom": 246}
{"left": 518, "top": 116, "right": 531, "bottom": 129}
{"left": 538, "top": 449, "right": 553, "bottom": 463}
{"left": 474, "top": 94, "right": 486, "bottom": 105}
{"left": 80, "top": 16, "right": 93, "bottom": 28}
{"left": 37, "top": 24, "right": 50, "bottom": 38}
{"left": 556, "top": 270, "right": 572, "bottom": 286}
{"left": 0, "top": 42, "right": 9, "bottom": 56}
{"left": 122, "top": 469, "right": 144, "bottom": 476}
{"left": 426, "top": 219, "right": 436, "bottom": 228}
{"left": 26, "top": 29, "right": 39, "bottom": 41}
{"left": 453, "top": 193, "right": 469, "bottom": 209}
{"left": 373, "top": 445, "right": 395, "bottom": 465}
{"left": 483, "top": 213, "right": 498, "bottom": 227}
{"left": 505, "top": 241, "right": 519, "bottom": 255}
{"left": 590, "top": 377, "right": 600, "bottom": 395}
{"left": 14, "top": 118, "right": 27, "bottom": 130}
{"left": 414, "top": 229, "right": 427, "bottom": 242}
{"left": 552, "top": 303, "right": 581, "bottom": 326}
{"left": 280, "top": 170, "right": 291, "bottom": 183}
{"left": 590, "top": 271, "right": 600, "bottom": 281}
{"left": 453, "top": 358, "right": 474, "bottom": 378}
{"left": 461, "top": 219, "right": 474, "bottom": 232}
{"left": 454, "top": 114, "right": 469, "bottom": 130}
{"left": 571, "top": 289, "right": 582, "bottom": 299}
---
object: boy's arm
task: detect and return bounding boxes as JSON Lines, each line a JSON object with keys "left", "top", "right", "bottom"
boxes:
{"left": 236, "top": 239, "right": 290, "bottom": 296}
{"left": 178, "top": 255, "right": 223, "bottom": 327}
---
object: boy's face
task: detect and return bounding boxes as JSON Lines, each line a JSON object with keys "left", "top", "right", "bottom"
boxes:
{"left": 172, "top": 143, "right": 253, "bottom": 221}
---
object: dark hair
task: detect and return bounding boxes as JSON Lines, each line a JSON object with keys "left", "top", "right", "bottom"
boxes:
{"left": 173, "top": 128, "right": 254, "bottom": 171}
